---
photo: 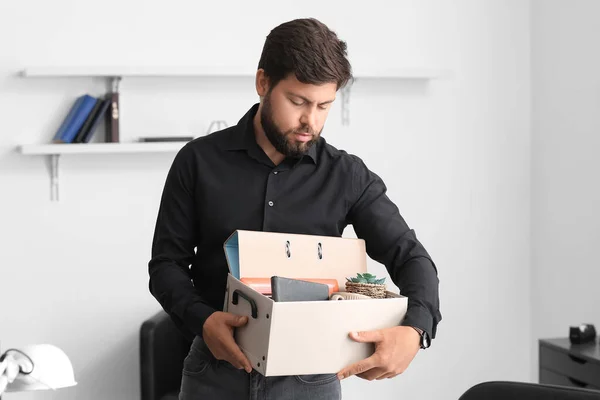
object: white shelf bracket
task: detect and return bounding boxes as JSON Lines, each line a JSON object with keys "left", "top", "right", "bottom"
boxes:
{"left": 48, "top": 154, "right": 60, "bottom": 201}
{"left": 111, "top": 76, "right": 122, "bottom": 92}
{"left": 340, "top": 83, "right": 352, "bottom": 126}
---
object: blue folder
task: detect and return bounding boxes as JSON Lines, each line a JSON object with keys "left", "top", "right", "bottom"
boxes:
{"left": 52, "top": 95, "right": 98, "bottom": 143}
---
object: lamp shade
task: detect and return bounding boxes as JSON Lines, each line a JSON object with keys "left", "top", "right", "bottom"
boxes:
{"left": 6, "top": 344, "right": 76, "bottom": 392}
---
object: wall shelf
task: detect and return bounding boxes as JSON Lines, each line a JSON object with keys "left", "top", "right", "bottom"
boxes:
{"left": 19, "top": 142, "right": 188, "bottom": 155}
{"left": 20, "top": 66, "right": 450, "bottom": 80}
{"left": 21, "top": 66, "right": 255, "bottom": 78}
{"left": 21, "top": 65, "right": 450, "bottom": 127}
{"left": 18, "top": 142, "right": 188, "bottom": 201}
{"left": 19, "top": 65, "right": 450, "bottom": 201}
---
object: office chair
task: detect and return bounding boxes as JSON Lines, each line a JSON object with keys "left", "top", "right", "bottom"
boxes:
{"left": 459, "top": 381, "right": 600, "bottom": 399}
{"left": 140, "top": 310, "right": 191, "bottom": 400}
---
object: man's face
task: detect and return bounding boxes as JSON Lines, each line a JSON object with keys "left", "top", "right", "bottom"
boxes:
{"left": 260, "top": 75, "right": 337, "bottom": 158}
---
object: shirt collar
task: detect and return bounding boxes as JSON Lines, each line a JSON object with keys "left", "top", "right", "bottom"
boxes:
{"left": 224, "top": 103, "right": 318, "bottom": 165}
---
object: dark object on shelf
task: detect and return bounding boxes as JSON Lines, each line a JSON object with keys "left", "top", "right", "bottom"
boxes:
{"left": 570, "top": 324, "right": 597, "bottom": 345}
{"left": 138, "top": 136, "right": 194, "bottom": 142}
{"left": 73, "top": 97, "right": 110, "bottom": 143}
{"left": 106, "top": 78, "right": 120, "bottom": 143}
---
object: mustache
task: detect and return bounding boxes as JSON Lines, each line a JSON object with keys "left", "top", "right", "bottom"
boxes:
{"left": 290, "top": 127, "right": 316, "bottom": 135}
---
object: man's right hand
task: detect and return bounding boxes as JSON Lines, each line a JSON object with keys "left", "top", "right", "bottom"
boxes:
{"left": 202, "top": 311, "right": 253, "bottom": 373}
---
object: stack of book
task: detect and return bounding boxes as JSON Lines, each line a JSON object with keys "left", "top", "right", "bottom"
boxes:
{"left": 51, "top": 93, "right": 118, "bottom": 144}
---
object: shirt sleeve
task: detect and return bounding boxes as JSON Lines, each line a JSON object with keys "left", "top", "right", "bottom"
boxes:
{"left": 346, "top": 156, "right": 442, "bottom": 340}
{"left": 148, "top": 144, "right": 215, "bottom": 340}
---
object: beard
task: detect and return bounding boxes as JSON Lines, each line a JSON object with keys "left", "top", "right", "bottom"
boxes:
{"left": 260, "top": 93, "right": 320, "bottom": 158}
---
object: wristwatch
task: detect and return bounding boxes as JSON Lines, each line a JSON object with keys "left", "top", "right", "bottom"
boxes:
{"left": 411, "top": 326, "right": 430, "bottom": 349}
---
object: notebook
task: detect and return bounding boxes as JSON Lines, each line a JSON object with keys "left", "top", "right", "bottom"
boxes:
{"left": 270, "top": 276, "right": 330, "bottom": 302}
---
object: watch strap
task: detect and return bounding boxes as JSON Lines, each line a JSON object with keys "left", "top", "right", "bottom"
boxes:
{"left": 410, "top": 326, "right": 430, "bottom": 349}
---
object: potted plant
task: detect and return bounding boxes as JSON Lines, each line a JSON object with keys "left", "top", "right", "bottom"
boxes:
{"left": 345, "top": 273, "right": 387, "bottom": 299}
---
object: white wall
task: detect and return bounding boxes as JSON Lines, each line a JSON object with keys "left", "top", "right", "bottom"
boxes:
{"left": 531, "top": 0, "right": 600, "bottom": 376}
{"left": 0, "top": 1, "right": 531, "bottom": 399}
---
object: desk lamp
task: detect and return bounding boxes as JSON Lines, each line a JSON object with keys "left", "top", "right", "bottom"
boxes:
{"left": 0, "top": 344, "right": 76, "bottom": 397}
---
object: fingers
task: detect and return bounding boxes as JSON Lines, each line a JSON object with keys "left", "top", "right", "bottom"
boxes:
{"left": 376, "top": 372, "right": 397, "bottom": 380}
{"left": 337, "top": 354, "right": 378, "bottom": 380}
{"left": 349, "top": 330, "right": 383, "bottom": 343}
{"left": 204, "top": 312, "right": 252, "bottom": 373}
{"left": 358, "top": 367, "right": 388, "bottom": 381}
{"left": 220, "top": 332, "right": 252, "bottom": 373}
{"left": 231, "top": 346, "right": 253, "bottom": 373}
{"left": 353, "top": 366, "right": 401, "bottom": 381}
{"left": 226, "top": 314, "right": 249, "bottom": 328}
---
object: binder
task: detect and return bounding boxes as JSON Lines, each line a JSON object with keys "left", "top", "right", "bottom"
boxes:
{"left": 74, "top": 98, "right": 110, "bottom": 143}
{"left": 270, "top": 276, "right": 330, "bottom": 302}
{"left": 106, "top": 92, "right": 119, "bottom": 143}
{"left": 52, "top": 95, "right": 98, "bottom": 143}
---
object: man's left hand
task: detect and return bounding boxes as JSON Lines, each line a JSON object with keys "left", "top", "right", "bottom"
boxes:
{"left": 337, "top": 326, "right": 420, "bottom": 381}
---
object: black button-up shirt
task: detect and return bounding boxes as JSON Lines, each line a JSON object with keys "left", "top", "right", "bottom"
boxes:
{"left": 149, "top": 103, "right": 441, "bottom": 343}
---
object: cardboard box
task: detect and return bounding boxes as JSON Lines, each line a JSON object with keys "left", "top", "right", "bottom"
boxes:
{"left": 223, "top": 230, "right": 408, "bottom": 377}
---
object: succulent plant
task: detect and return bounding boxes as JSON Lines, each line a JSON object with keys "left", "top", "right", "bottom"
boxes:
{"left": 346, "top": 272, "right": 386, "bottom": 285}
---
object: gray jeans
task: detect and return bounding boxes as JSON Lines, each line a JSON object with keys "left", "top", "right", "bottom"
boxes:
{"left": 179, "top": 336, "right": 342, "bottom": 400}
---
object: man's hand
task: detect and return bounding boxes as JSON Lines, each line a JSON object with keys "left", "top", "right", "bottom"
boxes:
{"left": 337, "top": 326, "right": 420, "bottom": 381}
{"left": 202, "top": 311, "right": 253, "bottom": 373}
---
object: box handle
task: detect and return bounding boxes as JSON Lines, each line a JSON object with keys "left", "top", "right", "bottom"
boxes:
{"left": 317, "top": 242, "right": 323, "bottom": 259}
{"left": 232, "top": 289, "right": 258, "bottom": 319}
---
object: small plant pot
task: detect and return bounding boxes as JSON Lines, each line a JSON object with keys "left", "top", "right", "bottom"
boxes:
{"left": 345, "top": 281, "right": 386, "bottom": 299}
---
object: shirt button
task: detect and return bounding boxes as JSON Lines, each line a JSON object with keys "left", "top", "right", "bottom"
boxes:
{"left": 273, "top": 171, "right": 278, "bottom": 175}
{"left": 268, "top": 201, "right": 274, "bottom": 207}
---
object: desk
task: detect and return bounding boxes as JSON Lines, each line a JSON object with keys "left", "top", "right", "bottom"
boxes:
{"left": 539, "top": 338, "right": 600, "bottom": 391}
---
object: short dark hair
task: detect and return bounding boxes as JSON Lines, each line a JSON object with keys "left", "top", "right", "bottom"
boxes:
{"left": 257, "top": 18, "right": 353, "bottom": 91}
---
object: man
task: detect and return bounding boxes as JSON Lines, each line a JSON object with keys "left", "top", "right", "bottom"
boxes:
{"left": 149, "top": 17, "right": 441, "bottom": 400}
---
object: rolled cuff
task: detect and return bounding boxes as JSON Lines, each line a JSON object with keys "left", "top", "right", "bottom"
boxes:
{"left": 401, "top": 304, "right": 435, "bottom": 340}
{"left": 184, "top": 301, "right": 217, "bottom": 339}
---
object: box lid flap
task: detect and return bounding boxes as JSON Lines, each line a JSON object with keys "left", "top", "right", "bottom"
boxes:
{"left": 224, "top": 230, "right": 367, "bottom": 289}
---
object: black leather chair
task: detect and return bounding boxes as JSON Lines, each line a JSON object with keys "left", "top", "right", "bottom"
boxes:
{"left": 459, "top": 381, "right": 600, "bottom": 399}
{"left": 140, "top": 310, "right": 191, "bottom": 400}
